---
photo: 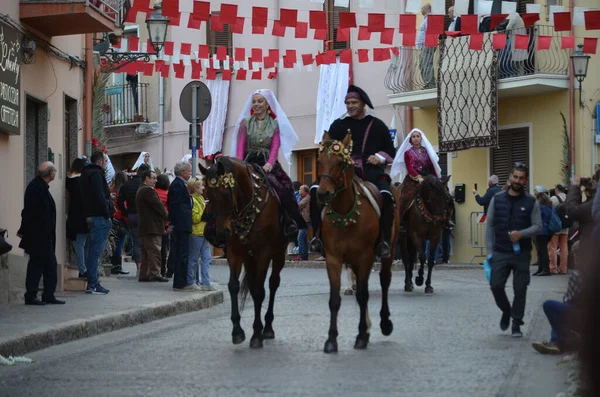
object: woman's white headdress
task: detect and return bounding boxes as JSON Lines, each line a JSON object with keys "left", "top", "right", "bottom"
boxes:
{"left": 181, "top": 154, "right": 192, "bottom": 163}
{"left": 390, "top": 128, "right": 442, "bottom": 181}
{"left": 132, "top": 151, "right": 154, "bottom": 171}
{"left": 228, "top": 89, "right": 298, "bottom": 165}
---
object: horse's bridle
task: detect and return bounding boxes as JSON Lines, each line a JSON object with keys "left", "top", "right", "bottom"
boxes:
{"left": 317, "top": 140, "right": 355, "bottom": 200}
{"left": 317, "top": 162, "right": 352, "bottom": 199}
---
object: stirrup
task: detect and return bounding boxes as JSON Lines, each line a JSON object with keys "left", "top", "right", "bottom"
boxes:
{"left": 309, "top": 237, "right": 322, "bottom": 253}
{"left": 284, "top": 221, "right": 298, "bottom": 238}
{"left": 376, "top": 241, "right": 391, "bottom": 259}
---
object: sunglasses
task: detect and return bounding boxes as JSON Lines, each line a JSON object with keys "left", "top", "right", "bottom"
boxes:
{"left": 513, "top": 162, "right": 528, "bottom": 169}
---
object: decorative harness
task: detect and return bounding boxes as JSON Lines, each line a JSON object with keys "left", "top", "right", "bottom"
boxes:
{"left": 410, "top": 182, "right": 448, "bottom": 226}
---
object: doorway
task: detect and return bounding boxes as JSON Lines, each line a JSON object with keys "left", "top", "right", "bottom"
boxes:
{"left": 24, "top": 96, "right": 48, "bottom": 186}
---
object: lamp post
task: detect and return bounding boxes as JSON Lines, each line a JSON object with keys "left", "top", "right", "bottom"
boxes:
{"left": 146, "top": 3, "right": 170, "bottom": 53}
{"left": 570, "top": 43, "right": 590, "bottom": 107}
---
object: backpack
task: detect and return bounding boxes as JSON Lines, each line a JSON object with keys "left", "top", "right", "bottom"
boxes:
{"left": 548, "top": 208, "right": 562, "bottom": 234}
{"left": 555, "top": 195, "right": 573, "bottom": 229}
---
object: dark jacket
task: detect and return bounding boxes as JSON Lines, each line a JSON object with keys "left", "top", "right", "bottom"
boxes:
{"left": 475, "top": 184, "right": 502, "bottom": 215}
{"left": 18, "top": 177, "right": 56, "bottom": 254}
{"left": 118, "top": 176, "right": 143, "bottom": 217}
{"left": 491, "top": 191, "right": 536, "bottom": 253}
{"left": 566, "top": 184, "right": 596, "bottom": 252}
{"left": 80, "top": 164, "right": 113, "bottom": 219}
{"left": 136, "top": 184, "right": 169, "bottom": 237}
{"left": 66, "top": 176, "right": 87, "bottom": 239}
{"left": 167, "top": 177, "right": 193, "bottom": 233}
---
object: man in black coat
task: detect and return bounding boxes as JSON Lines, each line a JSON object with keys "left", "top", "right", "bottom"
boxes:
{"left": 167, "top": 161, "right": 194, "bottom": 291}
{"left": 18, "top": 162, "right": 64, "bottom": 305}
{"left": 473, "top": 175, "right": 502, "bottom": 215}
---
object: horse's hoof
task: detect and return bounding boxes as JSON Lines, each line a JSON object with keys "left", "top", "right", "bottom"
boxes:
{"left": 425, "top": 286, "right": 434, "bottom": 294}
{"left": 344, "top": 288, "right": 354, "bottom": 295}
{"left": 323, "top": 340, "right": 338, "bottom": 353}
{"left": 249, "top": 337, "right": 263, "bottom": 349}
{"left": 354, "top": 335, "right": 369, "bottom": 350}
{"left": 415, "top": 276, "right": 424, "bottom": 286}
{"left": 232, "top": 331, "right": 246, "bottom": 345}
{"left": 404, "top": 284, "right": 414, "bottom": 292}
{"left": 380, "top": 319, "right": 394, "bottom": 336}
{"left": 262, "top": 329, "right": 275, "bottom": 339}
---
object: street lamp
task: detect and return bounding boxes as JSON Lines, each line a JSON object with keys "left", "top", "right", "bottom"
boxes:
{"left": 570, "top": 43, "right": 590, "bottom": 107}
{"left": 146, "top": 3, "right": 170, "bottom": 53}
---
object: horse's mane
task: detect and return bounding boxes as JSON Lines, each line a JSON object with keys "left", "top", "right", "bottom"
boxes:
{"left": 206, "top": 156, "right": 240, "bottom": 180}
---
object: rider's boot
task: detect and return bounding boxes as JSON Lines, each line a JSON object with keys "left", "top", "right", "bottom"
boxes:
{"left": 376, "top": 191, "right": 394, "bottom": 259}
{"left": 281, "top": 189, "right": 306, "bottom": 243}
{"left": 308, "top": 185, "right": 324, "bottom": 253}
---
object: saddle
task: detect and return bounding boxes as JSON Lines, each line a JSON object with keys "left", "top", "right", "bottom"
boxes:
{"left": 352, "top": 175, "right": 382, "bottom": 218}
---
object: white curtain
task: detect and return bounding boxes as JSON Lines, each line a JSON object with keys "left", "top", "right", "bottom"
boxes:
{"left": 202, "top": 75, "right": 230, "bottom": 157}
{"left": 314, "top": 61, "right": 349, "bottom": 144}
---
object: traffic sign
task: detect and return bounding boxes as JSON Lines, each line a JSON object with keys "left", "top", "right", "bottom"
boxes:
{"left": 179, "top": 81, "right": 212, "bottom": 123}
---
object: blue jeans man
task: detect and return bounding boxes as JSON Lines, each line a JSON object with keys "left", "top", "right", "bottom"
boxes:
{"left": 86, "top": 217, "right": 112, "bottom": 294}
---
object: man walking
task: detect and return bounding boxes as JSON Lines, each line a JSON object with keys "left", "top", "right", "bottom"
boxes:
{"left": 80, "top": 151, "right": 113, "bottom": 295}
{"left": 136, "top": 169, "right": 169, "bottom": 282}
{"left": 167, "top": 161, "right": 194, "bottom": 291}
{"left": 473, "top": 175, "right": 501, "bottom": 215}
{"left": 485, "top": 164, "right": 542, "bottom": 337}
{"left": 18, "top": 162, "right": 64, "bottom": 305}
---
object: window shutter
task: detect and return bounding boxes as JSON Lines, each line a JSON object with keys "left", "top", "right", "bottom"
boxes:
{"left": 516, "top": 0, "right": 533, "bottom": 14}
{"left": 438, "top": 153, "right": 448, "bottom": 178}
{"left": 491, "top": 128, "right": 529, "bottom": 188}
{"left": 324, "top": 0, "right": 350, "bottom": 51}
{"left": 207, "top": 13, "right": 232, "bottom": 57}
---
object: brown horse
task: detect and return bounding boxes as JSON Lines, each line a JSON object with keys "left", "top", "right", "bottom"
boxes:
{"left": 316, "top": 132, "right": 396, "bottom": 353}
{"left": 199, "top": 156, "right": 287, "bottom": 348}
{"left": 398, "top": 175, "right": 450, "bottom": 294}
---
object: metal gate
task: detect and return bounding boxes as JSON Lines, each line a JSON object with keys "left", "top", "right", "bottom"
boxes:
{"left": 469, "top": 212, "right": 487, "bottom": 264}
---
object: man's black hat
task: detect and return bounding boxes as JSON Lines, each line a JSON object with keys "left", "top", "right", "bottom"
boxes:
{"left": 347, "top": 85, "right": 374, "bottom": 109}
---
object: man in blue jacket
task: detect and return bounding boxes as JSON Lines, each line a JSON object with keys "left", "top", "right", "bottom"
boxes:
{"left": 473, "top": 175, "right": 502, "bottom": 215}
{"left": 485, "top": 164, "right": 542, "bottom": 337}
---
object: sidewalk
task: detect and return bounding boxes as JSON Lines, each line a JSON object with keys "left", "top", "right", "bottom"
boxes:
{"left": 0, "top": 262, "right": 223, "bottom": 358}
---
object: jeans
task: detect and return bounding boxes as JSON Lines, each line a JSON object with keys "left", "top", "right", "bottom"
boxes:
{"left": 297, "top": 223, "right": 309, "bottom": 260}
{"left": 171, "top": 231, "right": 190, "bottom": 289}
{"left": 74, "top": 233, "right": 90, "bottom": 274}
{"left": 112, "top": 219, "right": 127, "bottom": 259}
{"left": 189, "top": 235, "right": 212, "bottom": 285}
{"left": 127, "top": 214, "right": 142, "bottom": 264}
{"left": 425, "top": 239, "right": 443, "bottom": 262}
{"left": 86, "top": 217, "right": 112, "bottom": 288}
{"left": 543, "top": 299, "right": 577, "bottom": 349}
{"left": 490, "top": 251, "right": 531, "bottom": 325}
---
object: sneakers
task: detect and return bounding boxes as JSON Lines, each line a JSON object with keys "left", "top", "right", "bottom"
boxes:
{"left": 500, "top": 311, "right": 511, "bottom": 331}
{"left": 532, "top": 341, "right": 561, "bottom": 355}
{"left": 86, "top": 284, "right": 110, "bottom": 295}
{"left": 174, "top": 285, "right": 197, "bottom": 292}
{"left": 511, "top": 323, "right": 523, "bottom": 338}
{"left": 201, "top": 284, "right": 217, "bottom": 291}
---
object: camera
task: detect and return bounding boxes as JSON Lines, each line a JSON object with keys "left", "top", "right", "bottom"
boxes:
{"left": 580, "top": 177, "right": 593, "bottom": 187}
{"left": 549, "top": 188, "right": 556, "bottom": 197}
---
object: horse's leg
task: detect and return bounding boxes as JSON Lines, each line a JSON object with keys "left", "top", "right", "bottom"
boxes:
{"left": 399, "top": 233, "right": 413, "bottom": 292}
{"left": 425, "top": 232, "right": 439, "bottom": 295}
{"left": 354, "top": 260, "right": 372, "bottom": 349}
{"left": 263, "top": 247, "right": 286, "bottom": 340}
{"left": 248, "top": 256, "right": 268, "bottom": 349}
{"left": 379, "top": 256, "right": 394, "bottom": 336}
{"left": 324, "top": 256, "right": 343, "bottom": 354}
{"left": 415, "top": 235, "right": 426, "bottom": 287}
{"left": 228, "top": 250, "right": 245, "bottom": 345}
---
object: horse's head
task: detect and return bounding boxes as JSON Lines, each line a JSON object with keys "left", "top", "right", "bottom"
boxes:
{"left": 420, "top": 175, "right": 451, "bottom": 216}
{"left": 198, "top": 157, "right": 244, "bottom": 240}
{"left": 316, "top": 131, "right": 354, "bottom": 204}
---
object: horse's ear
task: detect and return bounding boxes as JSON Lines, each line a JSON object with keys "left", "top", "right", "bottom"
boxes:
{"left": 342, "top": 131, "right": 352, "bottom": 148}
{"left": 198, "top": 162, "right": 208, "bottom": 176}
{"left": 322, "top": 131, "right": 331, "bottom": 143}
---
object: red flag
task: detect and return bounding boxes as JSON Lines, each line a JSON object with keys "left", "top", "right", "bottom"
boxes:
{"left": 521, "top": 13, "right": 540, "bottom": 28}
{"left": 217, "top": 46, "right": 227, "bottom": 61}
{"left": 461, "top": 14, "right": 479, "bottom": 35}
{"left": 192, "top": 1, "right": 210, "bottom": 21}
{"left": 584, "top": 10, "right": 600, "bottom": 30}
{"left": 154, "top": 60, "right": 164, "bottom": 72}
{"left": 124, "top": 9, "right": 138, "bottom": 24}
{"left": 252, "top": 6, "right": 268, "bottom": 28}
{"left": 425, "top": 34, "right": 438, "bottom": 47}
{"left": 315, "top": 53, "right": 325, "bottom": 66}
{"left": 219, "top": 3, "right": 238, "bottom": 25}
{"left": 162, "top": 0, "right": 179, "bottom": 18}
{"left": 234, "top": 48, "right": 246, "bottom": 61}
{"left": 128, "top": 36, "right": 139, "bottom": 52}
{"left": 252, "top": 25, "right": 266, "bottom": 35}
{"left": 285, "top": 49, "right": 297, "bottom": 62}
{"left": 492, "top": 34, "right": 507, "bottom": 50}
{"left": 324, "top": 50, "right": 337, "bottom": 64}
{"left": 191, "top": 61, "right": 202, "bottom": 79}
{"left": 180, "top": 43, "right": 191, "bottom": 55}
{"left": 358, "top": 49, "right": 369, "bottom": 63}
{"left": 295, "top": 22, "right": 308, "bottom": 38}
{"left": 236, "top": 69, "right": 247, "bottom": 80}
{"left": 339, "top": 12, "right": 357, "bottom": 29}
{"left": 272, "top": 20, "right": 286, "bottom": 37}
{"left": 173, "top": 63, "right": 185, "bottom": 79}
{"left": 561, "top": 36, "right": 575, "bottom": 49}
{"left": 445, "top": 31, "right": 461, "bottom": 38}
{"left": 267, "top": 69, "right": 278, "bottom": 80}
{"left": 373, "top": 48, "right": 391, "bottom": 61}
{"left": 251, "top": 48, "right": 263, "bottom": 60}
{"left": 314, "top": 28, "right": 327, "bottom": 40}
{"left": 222, "top": 69, "right": 232, "bottom": 81}
{"left": 537, "top": 36, "right": 552, "bottom": 50}
{"left": 206, "top": 68, "right": 217, "bottom": 80}
{"left": 231, "top": 17, "right": 245, "bottom": 34}
{"left": 426, "top": 15, "right": 444, "bottom": 35}
{"left": 251, "top": 69, "right": 262, "bottom": 80}
{"left": 337, "top": 27, "right": 350, "bottom": 42}
{"left": 187, "top": 16, "right": 201, "bottom": 30}
{"left": 490, "top": 14, "right": 508, "bottom": 31}
{"left": 469, "top": 33, "right": 484, "bottom": 50}
{"left": 163, "top": 41, "right": 174, "bottom": 56}
{"left": 146, "top": 39, "right": 156, "bottom": 54}
{"left": 368, "top": 13, "right": 386, "bottom": 32}
{"left": 553, "top": 12, "right": 572, "bottom": 32}
{"left": 514, "top": 34, "right": 529, "bottom": 50}
{"left": 198, "top": 45, "right": 210, "bottom": 59}
{"left": 302, "top": 53, "right": 313, "bottom": 66}
{"left": 279, "top": 9, "right": 298, "bottom": 27}
{"left": 390, "top": 46, "right": 400, "bottom": 56}
{"left": 211, "top": 14, "right": 223, "bottom": 32}
{"left": 402, "top": 32, "right": 416, "bottom": 46}
{"left": 583, "top": 37, "right": 598, "bottom": 54}
{"left": 268, "top": 49, "right": 280, "bottom": 62}
{"left": 340, "top": 49, "right": 353, "bottom": 64}
{"left": 143, "top": 62, "right": 154, "bottom": 76}
{"left": 169, "top": 13, "right": 181, "bottom": 27}
{"left": 358, "top": 26, "right": 371, "bottom": 41}
{"left": 159, "top": 64, "right": 170, "bottom": 78}
{"left": 380, "top": 28, "right": 394, "bottom": 45}
{"left": 309, "top": 10, "right": 327, "bottom": 30}
{"left": 399, "top": 14, "right": 416, "bottom": 34}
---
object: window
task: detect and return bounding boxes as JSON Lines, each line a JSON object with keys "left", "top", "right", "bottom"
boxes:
{"left": 297, "top": 149, "right": 319, "bottom": 187}
{"left": 490, "top": 128, "right": 530, "bottom": 189}
{"left": 516, "top": 0, "right": 534, "bottom": 13}
{"left": 324, "top": 0, "right": 350, "bottom": 52}
{"left": 438, "top": 152, "right": 449, "bottom": 179}
{"left": 207, "top": 13, "right": 232, "bottom": 57}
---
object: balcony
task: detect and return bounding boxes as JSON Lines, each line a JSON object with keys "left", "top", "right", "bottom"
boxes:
{"left": 20, "top": 0, "right": 129, "bottom": 37}
{"left": 386, "top": 26, "right": 570, "bottom": 108}
{"left": 103, "top": 82, "right": 149, "bottom": 127}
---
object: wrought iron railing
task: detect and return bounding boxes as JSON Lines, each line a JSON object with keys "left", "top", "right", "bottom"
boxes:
{"left": 103, "top": 82, "right": 149, "bottom": 126}
{"left": 385, "top": 25, "right": 570, "bottom": 94}
{"left": 20, "top": 0, "right": 129, "bottom": 26}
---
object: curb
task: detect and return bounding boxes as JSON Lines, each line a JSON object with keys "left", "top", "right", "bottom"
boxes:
{"left": 0, "top": 291, "right": 223, "bottom": 357}
{"left": 212, "top": 258, "right": 482, "bottom": 271}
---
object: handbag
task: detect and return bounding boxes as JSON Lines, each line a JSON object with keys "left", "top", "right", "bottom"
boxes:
{"left": 0, "top": 228, "right": 13, "bottom": 255}
{"left": 548, "top": 208, "right": 563, "bottom": 234}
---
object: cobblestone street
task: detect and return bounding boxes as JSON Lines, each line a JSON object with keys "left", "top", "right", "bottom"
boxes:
{"left": 0, "top": 267, "right": 569, "bottom": 397}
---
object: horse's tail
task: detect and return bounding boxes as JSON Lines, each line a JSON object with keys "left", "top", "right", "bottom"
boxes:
{"left": 239, "top": 269, "right": 250, "bottom": 312}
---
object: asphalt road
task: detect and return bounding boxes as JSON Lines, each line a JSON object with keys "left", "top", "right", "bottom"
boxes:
{"left": 0, "top": 267, "right": 569, "bottom": 397}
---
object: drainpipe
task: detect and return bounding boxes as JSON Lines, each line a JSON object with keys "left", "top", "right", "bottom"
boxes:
{"left": 568, "top": 0, "right": 576, "bottom": 179}
{"left": 84, "top": 34, "right": 94, "bottom": 156}
{"left": 159, "top": 75, "right": 164, "bottom": 169}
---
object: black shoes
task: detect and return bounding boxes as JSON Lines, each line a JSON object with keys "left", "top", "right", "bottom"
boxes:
{"left": 25, "top": 296, "right": 65, "bottom": 305}
{"left": 511, "top": 323, "right": 523, "bottom": 338}
{"left": 42, "top": 297, "right": 66, "bottom": 304}
{"left": 25, "top": 298, "right": 45, "bottom": 306}
{"left": 111, "top": 267, "right": 130, "bottom": 275}
{"left": 500, "top": 311, "right": 511, "bottom": 331}
{"left": 151, "top": 276, "right": 170, "bottom": 283}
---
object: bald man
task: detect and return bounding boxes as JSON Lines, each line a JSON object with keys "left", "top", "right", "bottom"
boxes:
{"left": 18, "top": 162, "right": 65, "bottom": 305}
